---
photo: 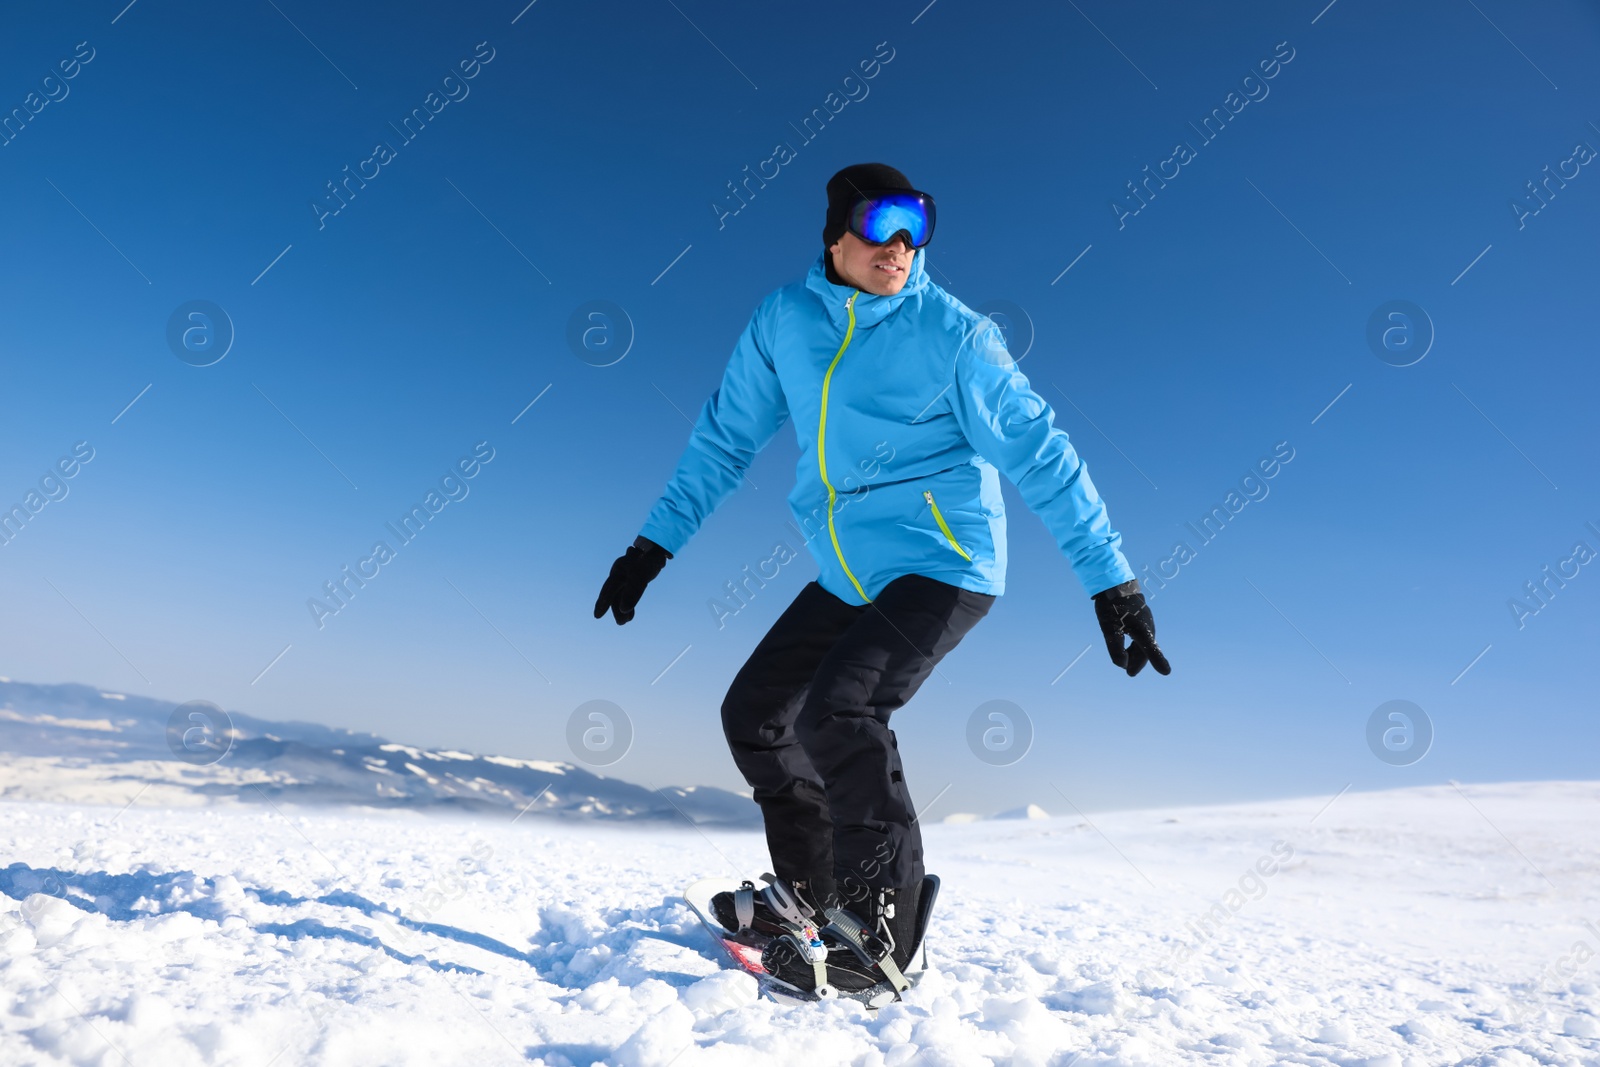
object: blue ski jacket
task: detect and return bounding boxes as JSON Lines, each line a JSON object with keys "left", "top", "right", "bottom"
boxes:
{"left": 639, "top": 248, "right": 1135, "bottom": 604}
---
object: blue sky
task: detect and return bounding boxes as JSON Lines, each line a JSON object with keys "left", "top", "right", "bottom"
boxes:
{"left": 2, "top": 0, "right": 1596, "bottom": 815}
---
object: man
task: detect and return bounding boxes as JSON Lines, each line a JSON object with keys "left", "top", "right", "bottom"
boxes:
{"left": 595, "top": 163, "right": 1169, "bottom": 995}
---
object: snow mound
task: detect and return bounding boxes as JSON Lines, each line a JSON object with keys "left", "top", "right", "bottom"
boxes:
{"left": 993, "top": 803, "right": 1051, "bottom": 820}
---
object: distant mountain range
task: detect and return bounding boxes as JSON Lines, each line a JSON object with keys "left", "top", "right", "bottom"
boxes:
{"left": 0, "top": 678, "right": 759, "bottom": 826}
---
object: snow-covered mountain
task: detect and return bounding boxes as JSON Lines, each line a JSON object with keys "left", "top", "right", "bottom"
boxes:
{"left": 0, "top": 679, "right": 757, "bottom": 826}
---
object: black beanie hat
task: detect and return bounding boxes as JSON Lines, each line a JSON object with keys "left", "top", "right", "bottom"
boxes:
{"left": 822, "top": 162, "right": 917, "bottom": 248}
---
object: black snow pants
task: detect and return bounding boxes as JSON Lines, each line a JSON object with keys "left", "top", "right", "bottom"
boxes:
{"left": 720, "top": 573, "right": 994, "bottom": 905}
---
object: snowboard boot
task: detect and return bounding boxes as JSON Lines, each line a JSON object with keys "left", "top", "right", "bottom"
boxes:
{"left": 710, "top": 873, "right": 837, "bottom": 940}
{"left": 761, "top": 880, "right": 923, "bottom": 996}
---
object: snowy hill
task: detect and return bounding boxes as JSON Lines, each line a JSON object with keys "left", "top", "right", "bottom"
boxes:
{"left": 1, "top": 779, "right": 1595, "bottom": 1065}
{"left": 0, "top": 679, "right": 757, "bottom": 826}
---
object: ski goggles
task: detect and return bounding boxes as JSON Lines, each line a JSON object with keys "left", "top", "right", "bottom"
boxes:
{"left": 847, "top": 190, "right": 936, "bottom": 248}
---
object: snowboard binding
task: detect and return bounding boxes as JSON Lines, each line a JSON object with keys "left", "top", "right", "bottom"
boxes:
{"left": 686, "top": 873, "right": 941, "bottom": 1008}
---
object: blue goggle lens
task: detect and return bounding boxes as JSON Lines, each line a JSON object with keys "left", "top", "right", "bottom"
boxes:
{"left": 849, "top": 192, "right": 935, "bottom": 248}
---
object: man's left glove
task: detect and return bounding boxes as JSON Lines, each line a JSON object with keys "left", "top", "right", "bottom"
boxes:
{"left": 1093, "top": 579, "right": 1171, "bottom": 677}
{"left": 593, "top": 536, "right": 672, "bottom": 626}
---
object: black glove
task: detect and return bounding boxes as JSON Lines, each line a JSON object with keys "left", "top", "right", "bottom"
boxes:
{"left": 593, "top": 536, "right": 671, "bottom": 625}
{"left": 1093, "top": 579, "right": 1171, "bottom": 677}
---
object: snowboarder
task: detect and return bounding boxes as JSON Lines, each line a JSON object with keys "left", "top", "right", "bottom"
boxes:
{"left": 595, "top": 162, "right": 1170, "bottom": 996}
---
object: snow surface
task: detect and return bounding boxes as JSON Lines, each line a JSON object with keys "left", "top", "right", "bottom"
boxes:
{"left": 2, "top": 780, "right": 1598, "bottom": 1066}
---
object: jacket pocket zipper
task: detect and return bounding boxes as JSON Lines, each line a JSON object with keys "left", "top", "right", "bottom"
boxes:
{"left": 924, "top": 491, "right": 973, "bottom": 561}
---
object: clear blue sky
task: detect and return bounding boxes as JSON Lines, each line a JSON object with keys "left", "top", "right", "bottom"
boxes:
{"left": 2, "top": 0, "right": 1596, "bottom": 814}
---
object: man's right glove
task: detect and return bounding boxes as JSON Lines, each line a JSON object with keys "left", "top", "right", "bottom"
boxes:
{"left": 1093, "top": 579, "right": 1171, "bottom": 677}
{"left": 593, "top": 536, "right": 671, "bottom": 625}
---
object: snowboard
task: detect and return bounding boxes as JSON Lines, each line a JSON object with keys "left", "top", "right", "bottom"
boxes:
{"left": 683, "top": 874, "right": 940, "bottom": 1009}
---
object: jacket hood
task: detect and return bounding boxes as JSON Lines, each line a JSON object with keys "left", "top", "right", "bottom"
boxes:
{"left": 804, "top": 247, "right": 930, "bottom": 331}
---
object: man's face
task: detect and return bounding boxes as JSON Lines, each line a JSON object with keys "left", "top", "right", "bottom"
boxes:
{"left": 829, "top": 230, "right": 914, "bottom": 296}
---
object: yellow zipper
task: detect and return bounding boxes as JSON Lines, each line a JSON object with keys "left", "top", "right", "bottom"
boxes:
{"left": 819, "top": 291, "right": 870, "bottom": 603}
{"left": 924, "top": 490, "right": 973, "bottom": 561}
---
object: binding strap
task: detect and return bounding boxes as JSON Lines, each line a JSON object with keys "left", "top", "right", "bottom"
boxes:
{"left": 759, "top": 874, "right": 815, "bottom": 927}
{"left": 775, "top": 919, "right": 831, "bottom": 994}
{"left": 823, "top": 905, "right": 910, "bottom": 994}
{"left": 733, "top": 881, "right": 756, "bottom": 932}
